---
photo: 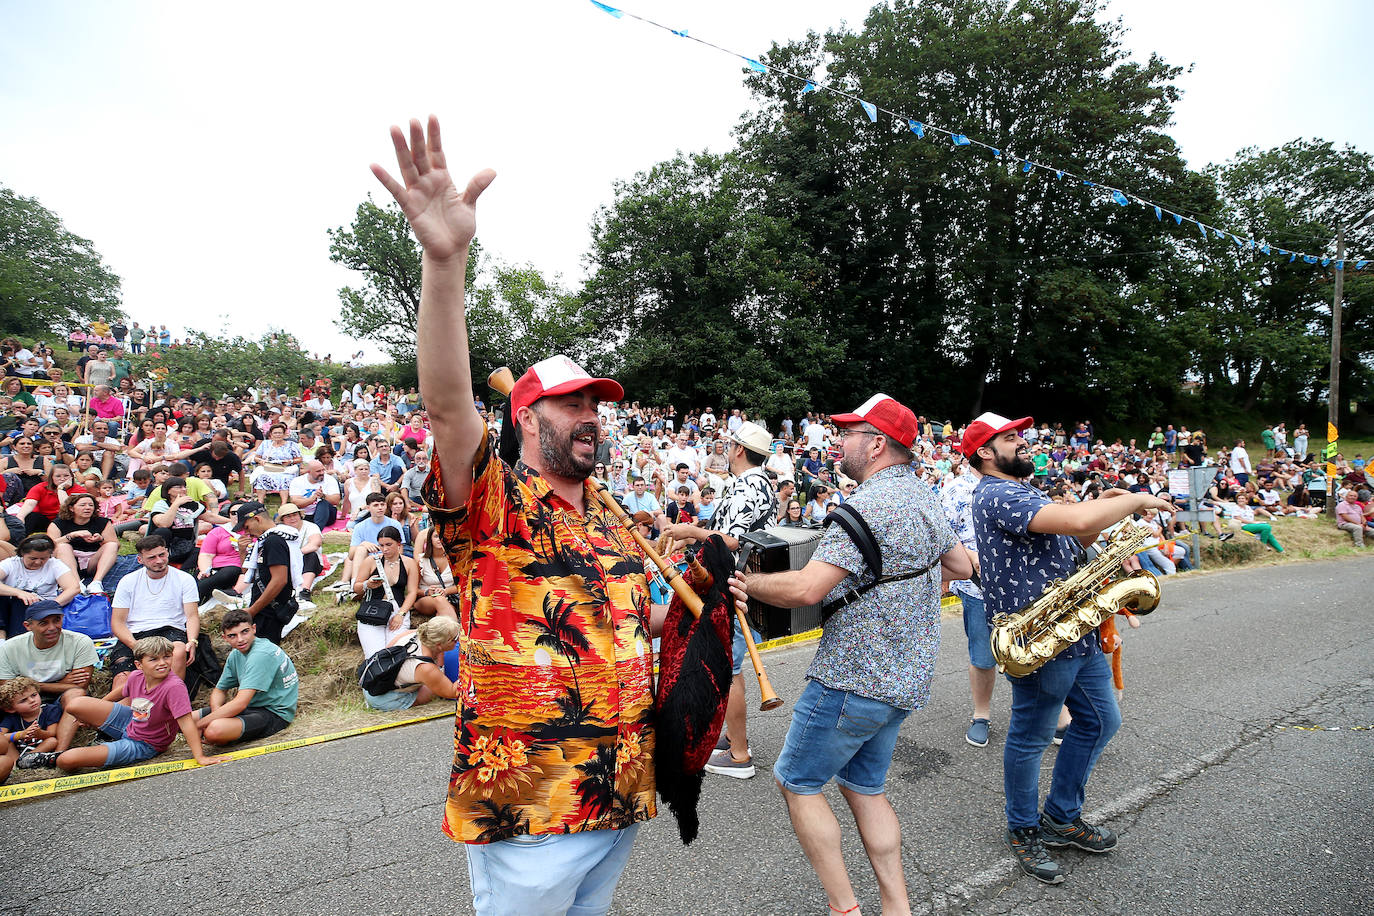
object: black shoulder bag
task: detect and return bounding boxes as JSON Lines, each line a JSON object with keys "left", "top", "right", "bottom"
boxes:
{"left": 819, "top": 503, "right": 942, "bottom": 624}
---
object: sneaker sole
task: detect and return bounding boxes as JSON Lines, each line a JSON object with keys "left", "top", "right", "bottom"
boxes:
{"left": 1005, "top": 836, "right": 1065, "bottom": 884}
{"left": 1041, "top": 835, "right": 1116, "bottom": 854}
{"left": 703, "top": 762, "right": 756, "bottom": 779}
{"left": 966, "top": 734, "right": 989, "bottom": 747}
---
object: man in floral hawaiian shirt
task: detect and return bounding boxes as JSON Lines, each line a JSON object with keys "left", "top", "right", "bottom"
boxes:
{"left": 374, "top": 116, "right": 655, "bottom": 916}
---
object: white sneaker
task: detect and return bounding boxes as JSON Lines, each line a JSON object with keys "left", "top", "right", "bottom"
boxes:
{"left": 703, "top": 754, "right": 756, "bottom": 779}
{"left": 281, "top": 614, "right": 308, "bottom": 638}
{"left": 88, "top": 580, "right": 104, "bottom": 595}
{"left": 198, "top": 597, "right": 222, "bottom": 615}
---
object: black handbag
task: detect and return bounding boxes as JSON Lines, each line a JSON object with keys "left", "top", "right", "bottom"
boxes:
{"left": 356, "top": 596, "right": 393, "bottom": 626}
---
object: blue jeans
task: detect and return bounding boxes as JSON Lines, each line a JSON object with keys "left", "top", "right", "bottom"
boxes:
{"left": 731, "top": 623, "right": 761, "bottom": 676}
{"left": 774, "top": 679, "right": 909, "bottom": 795}
{"left": 958, "top": 592, "right": 994, "bottom": 670}
{"left": 310, "top": 501, "right": 338, "bottom": 529}
{"left": 1003, "top": 650, "right": 1120, "bottom": 830}
{"left": 466, "top": 824, "right": 640, "bottom": 916}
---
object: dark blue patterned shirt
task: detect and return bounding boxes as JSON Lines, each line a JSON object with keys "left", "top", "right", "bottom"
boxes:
{"left": 970, "top": 476, "right": 1098, "bottom": 659}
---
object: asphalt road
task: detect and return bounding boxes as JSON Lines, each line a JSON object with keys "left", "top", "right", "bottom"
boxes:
{"left": 4, "top": 557, "right": 1371, "bottom": 916}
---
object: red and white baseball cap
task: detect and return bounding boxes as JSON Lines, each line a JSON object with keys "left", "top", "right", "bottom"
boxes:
{"left": 830, "top": 394, "right": 919, "bottom": 449}
{"left": 510, "top": 355, "right": 623, "bottom": 418}
{"left": 959, "top": 412, "right": 1034, "bottom": 457}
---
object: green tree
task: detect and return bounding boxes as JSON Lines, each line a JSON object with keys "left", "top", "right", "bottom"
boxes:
{"left": 129, "top": 329, "right": 326, "bottom": 397}
{"left": 733, "top": 0, "right": 1209, "bottom": 421}
{"left": 1199, "top": 140, "right": 1374, "bottom": 425}
{"left": 582, "top": 150, "right": 843, "bottom": 422}
{"left": 329, "top": 197, "right": 590, "bottom": 379}
{"left": 0, "top": 186, "right": 123, "bottom": 336}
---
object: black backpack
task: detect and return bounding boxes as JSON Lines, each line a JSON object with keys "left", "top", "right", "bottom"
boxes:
{"left": 358, "top": 640, "right": 434, "bottom": 695}
{"left": 819, "top": 502, "right": 942, "bottom": 623}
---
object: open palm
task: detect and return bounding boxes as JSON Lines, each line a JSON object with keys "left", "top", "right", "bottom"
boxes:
{"left": 371, "top": 116, "right": 495, "bottom": 263}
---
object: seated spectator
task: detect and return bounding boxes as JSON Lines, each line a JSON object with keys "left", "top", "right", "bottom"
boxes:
{"left": 351, "top": 525, "right": 419, "bottom": 659}
{"left": 86, "top": 384, "right": 126, "bottom": 436}
{"left": 0, "top": 599, "right": 95, "bottom": 697}
{"left": 48, "top": 492, "right": 117, "bottom": 593}
{"left": 665, "top": 486, "right": 696, "bottom": 525}
{"left": 231, "top": 501, "right": 300, "bottom": 645}
{"left": 69, "top": 451, "right": 102, "bottom": 489}
{"left": 622, "top": 477, "right": 661, "bottom": 517}
{"left": 1221, "top": 494, "right": 1284, "bottom": 552}
{"left": 248, "top": 423, "right": 303, "bottom": 502}
{"left": 111, "top": 536, "right": 201, "bottom": 687}
{"left": 12, "top": 462, "right": 87, "bottom": 536}
{"left": 385, "top": 491, "right": 419, "bottom": 557}
{"left": 196, "top": 519, "right": 243, "bottom": 605}
{"left": 0, "top": 536, "right": 80, "bottom": 642}
{"left": 146, "top": 477, "right": 205, "bottom": 565}
{"left": 362, "top": 616, "right": 461, "bottom": 711}
{"left": 778, "top": 498, "right": 806, "bottom": 527}
{"left": 273, "top": 503, "right": 322, "bottom": 602}
{"left": 368, "top": 438, "right": 406, "bottom": 490}
{"left": 803, "top": 483, "right": 831, "bottom": 526}
{"left": 180, "top": 436, "right": 243, "bottom": 498}
{"left": 413, "top": 527, "right": 458, "bottom": 621}
{"left": 335, "top": 491, "right": 391, "bottom": 588}
{"left": 3, "top": 434, "right": 50, "bottom": 492}
{"left": 287, "top": 459, "right": 341, "bottom": 529}
{"left": 72, "top": 419, "right": 124, "bottom": 481}
{"left": 194, "top": 608, "right": 298, "bottom": 746}
{"left": 343, "top": 457, "right": 382, "bottom": 526}
{"left": 1336, "top": 490, "right": 1368, "bottom": 548}
{"left": 0, "top": 676, "right": 63, "bottom": 774}
{"left": 398, "top": 448, "right": 429, "bottom": 511}
{"left": 55, "top": 635, "right": 225, "bottom": 771}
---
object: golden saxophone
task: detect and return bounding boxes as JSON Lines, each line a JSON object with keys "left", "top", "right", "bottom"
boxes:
{"left": 990, "top": 520, "right": 1161, "bottom": 677}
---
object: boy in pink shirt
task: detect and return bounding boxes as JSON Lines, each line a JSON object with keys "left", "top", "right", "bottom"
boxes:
{"left": 54, "top": 635, "right": 226, "bottom": 771}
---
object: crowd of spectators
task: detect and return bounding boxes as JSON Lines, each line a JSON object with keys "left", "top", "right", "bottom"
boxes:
{"left": 1, "top": 322, "right": 1370, "bottom": 781}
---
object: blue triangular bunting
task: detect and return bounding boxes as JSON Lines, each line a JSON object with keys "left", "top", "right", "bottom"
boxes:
{"left": 802, "top": 80, "right": 818, "bottom": 93}
{"left": 908, "top": 120, "right": 924, "bottom": 137}
{"left": 951, "top": 134, "right": 971, "bottom": 146}
{"left": 1154, "top": 206, "right": 1162, "bottom": 220}
{"left": 589, "top": 0, "right": 623, "bottom": 17}
{"left": 1357, "top": 260, "right": 1370, "bottom": 269}
{"left": 1111, "top": 190, "right": 1130, "bottom": 207}
{"left": 1022, "top": 162, "right": 1033, "bottom": 173}
{"left": 744, "top": 58, "right": 768, "bottom": 73}
{"left": 860, "top": 100, "right": 878, "bottom": 122}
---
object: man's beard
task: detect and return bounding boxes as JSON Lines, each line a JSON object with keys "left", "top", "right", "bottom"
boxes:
{"left": 995, "top": 447, "right": 1035, "bottom": 479}
{"left": 839, "top": 451, "right": 869, "bottom": 482}
{"left": 537, "top": 418, "right": 598, "bottom": 481}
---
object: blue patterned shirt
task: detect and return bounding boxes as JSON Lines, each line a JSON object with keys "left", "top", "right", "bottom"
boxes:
{"left": 970, "top": 477, "right": 1098, "bottom": 659}
{"left": 807, "top": 463, "right": 957, "bottom": 709}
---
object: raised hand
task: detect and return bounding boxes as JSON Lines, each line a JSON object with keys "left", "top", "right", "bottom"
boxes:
{"left": 370, "top": 116, "right": 496, "bottom": 264}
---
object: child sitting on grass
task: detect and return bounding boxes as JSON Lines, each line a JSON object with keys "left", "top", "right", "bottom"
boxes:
{"left": 54, "top": 635, "right": 226, "bottom": 772}
{"left": 0, "top": 676, "right": 63, "bottom": 777}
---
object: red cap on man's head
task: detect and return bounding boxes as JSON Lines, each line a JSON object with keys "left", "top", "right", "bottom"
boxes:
{"left": 959, "top": 412, "right": 1033, "bottom": 457}
{"left": 510, "top": 355, "right": 623, "bottom": 419}
{"left": 830, "top": 394, "right": 919, "bottom": 449}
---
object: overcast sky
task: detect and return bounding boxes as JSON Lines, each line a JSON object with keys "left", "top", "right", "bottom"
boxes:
{"left": 3, "top": 0, "right": 1370, "bottom": 361}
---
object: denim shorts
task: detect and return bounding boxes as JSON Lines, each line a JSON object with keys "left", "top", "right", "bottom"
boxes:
{"left": 773, "top": 679, "right": 909, "bottom": 796}
{"left": 732, "top": 623, "right": 762, "bottom": 676}
{"left": 959, "top": 592, "right": 995, "bottom": 670}
{"left": 97, "top": 703, "right": 159, "bottom": 767}
{"left": 363, "top": 688, "right": 419, "bottom": 711}
{"left": 466, "top": 823, "right": 640, "bottom": 916}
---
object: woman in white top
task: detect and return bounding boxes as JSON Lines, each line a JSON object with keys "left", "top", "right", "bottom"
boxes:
{"left": 343, "top": 458, "right": 381, "bottom": 528}
{"left": 413, "top": 528, "right": 458, "bottom": 621}
{"left": 765, "top": 441, "right": 795, "bottom": 482}
{"left": 0, "top": 533, "right": 81, "bottom": 640}
{"left": 361, "top": 615, "right": 461, "bottom": 710}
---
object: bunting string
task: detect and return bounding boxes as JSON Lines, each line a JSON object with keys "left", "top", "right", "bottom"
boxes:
{"left": 585, "top": 0, "right": 1370, "bottom": 272}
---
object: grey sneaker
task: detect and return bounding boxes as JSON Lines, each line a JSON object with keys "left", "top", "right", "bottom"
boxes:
{"left": 17, "top": 749, "right": 58, "bottom": 769}
{"left": 704, "top": 753, "right": 756, "bottom": 779}
{"left": 1006, "top": 826, "right": 1065, "bottom": 884}
{"left": 1040, "top": 814, "right": 1117, "bottom": 853}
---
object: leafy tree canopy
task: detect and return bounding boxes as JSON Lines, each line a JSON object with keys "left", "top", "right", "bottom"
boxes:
{"left": 0, "top": 186, "right": 123, "bottom": 337}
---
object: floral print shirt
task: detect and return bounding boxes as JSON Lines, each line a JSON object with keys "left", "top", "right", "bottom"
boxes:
{"left": 425, "top": 436, "right": 657, "bottom": 844}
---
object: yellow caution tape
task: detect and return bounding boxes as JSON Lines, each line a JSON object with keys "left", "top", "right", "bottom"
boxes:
{"left": 0, "top": 708, "right": 452, "bottom": 806}
{"left": 4, "top": 596, "right": 970, "bottom": 805}
{"left": 1274, "top": 724, "right": 1371, "bottom": 732}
